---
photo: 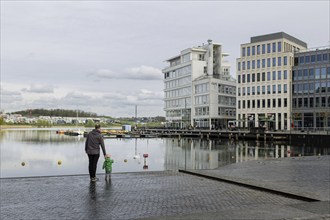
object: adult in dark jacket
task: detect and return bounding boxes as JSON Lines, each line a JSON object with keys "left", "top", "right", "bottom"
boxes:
{"left": 85, "top": 124, "right": 106, "bottom": 181}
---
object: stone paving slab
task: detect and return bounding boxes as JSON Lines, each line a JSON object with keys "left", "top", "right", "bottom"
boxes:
{"left": 1, "top": 171, "right": 329, "bottom": 220}
{"left": 188, "top": 155, "right": 330, "bottom": 201}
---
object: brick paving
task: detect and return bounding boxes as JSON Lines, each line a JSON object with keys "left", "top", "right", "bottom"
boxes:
{"left": 1, "top": 156, "right": 329, "bottom": 219}
{"left": 190, "top": 155, "right": 330, "bottom": 201}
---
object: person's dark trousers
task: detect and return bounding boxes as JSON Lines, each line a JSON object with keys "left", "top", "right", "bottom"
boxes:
{"left": 88, "top": 154, "right": 100, "bottom": 179}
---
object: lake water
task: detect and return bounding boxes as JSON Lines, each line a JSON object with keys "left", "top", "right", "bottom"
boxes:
{"left": 1, "top": 128, "right": 329, "bottom": 178}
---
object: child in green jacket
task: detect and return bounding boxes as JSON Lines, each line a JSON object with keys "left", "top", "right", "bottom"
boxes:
{"left": 103, "top": 154, "right": 114, "bottom": 181}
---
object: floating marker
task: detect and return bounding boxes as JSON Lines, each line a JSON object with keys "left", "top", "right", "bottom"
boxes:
{"left": 124, "top": 159, "right": 128, "bottom": 163}
{"left": 58, "top": 160, "right": 62, "bottom": 165}
{"left": 21, "top": 162, "right": 25, "bottom": 166}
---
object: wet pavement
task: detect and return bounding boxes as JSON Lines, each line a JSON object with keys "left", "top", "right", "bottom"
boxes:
{"left": 1, "top": 156, "right": 329, "bottom": 220}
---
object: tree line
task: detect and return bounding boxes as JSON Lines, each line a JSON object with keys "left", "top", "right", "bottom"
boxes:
{"left": 10, "top": 109, "right": 98, "bottom": 117}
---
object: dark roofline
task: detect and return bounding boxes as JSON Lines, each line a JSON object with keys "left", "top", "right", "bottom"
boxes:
{"left": 251, "top": 32, "right": 307, "bottom": 48}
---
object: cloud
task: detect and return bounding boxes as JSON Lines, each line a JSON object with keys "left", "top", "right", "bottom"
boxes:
{"left": 21, "top": 84, "right": 54, "bottom": 93}
{"left": 91, "top": 65, "right": 162, "bottom": 80}
{"left": 0, "top": 88, "right": 23, "bottom": 104}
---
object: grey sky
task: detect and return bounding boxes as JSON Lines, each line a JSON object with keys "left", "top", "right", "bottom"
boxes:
{"left": 1, "top": 1, "right": 329, "bottom": 117}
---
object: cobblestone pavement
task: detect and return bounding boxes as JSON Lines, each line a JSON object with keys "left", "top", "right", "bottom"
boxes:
{"left": 189, "top": 155, "right": 330, "bottom": 201}
{"left": 1, "top": 171, "right": 329, "bottom": 220}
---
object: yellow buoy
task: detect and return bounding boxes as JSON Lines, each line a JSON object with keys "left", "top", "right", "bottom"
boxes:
{"left": 58, "top": 160, "right": 62, "bottom": 165}
{"left": 21, "top": 162, "right": 25, "bottom": 166}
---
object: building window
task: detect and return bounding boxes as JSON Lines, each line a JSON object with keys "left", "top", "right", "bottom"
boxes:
{"left": 267, "top": 72, "right": 271, "bottom": 81}
{"left": 262, "top": 44, "right": 265, "bottom": 54}
{"left": 311, "top": 55, "right": 316, "bottom": 63}
{"left": 247, "top": 100, "right": 250, "bottom": 108}
{"left": 252, "top": 86, "right": 255, "bottom": 95}
{"left": 262, "top": 99, "right": 265, "bottom": 108}
{"left": 238, "top": 100, "right": 241, "bottom": 109}
{"left": 298, "top": 70, "right": 302, "bottom": 80}
{"left": 252, "top": 46, "right": 255, "bottom": 55}
{"left": 284, "top": 56, "right": 288, "bottom": 65}
{"left": 252, "top": 60, "right": 255, "bottom": 69}
{"left": 267, "top": 85, "right": 271, "bottom": 94}
{"left": 304, "top": 98, "right": 308, "bottom": 108}
{"left": 278, "top": 71, "right": 281, "bottom": 80}
{"left": 272, "top": 85, "right": 276, "bottom": 94}
{"left": 247, "top": 61, "right": 250, "bottom": 69}
{"left": 238, "top": 75, "right": 241, "bottom": 84}
{"left": 257, "top": 86, "right": 260, "bottom": 95}
{"left": 278, "top": 84, "right": 281, "bottom": 93}
{"left": 317, "top": 54, "right": 322, "bottom": 62}
{"left": 267, "top": 58, "right": 271, "bottom": 67}
{"left": 242, "top": 74, "right": 246, "bottom": 83}
{"left": 323, "top": 53, "right": 328, "bottom": 61}
{"left": 238, "top": 88, "right": 241, "bottom": 96}
{"left": 257, "top": 100, "right": 260, "bottom": 108}
{"left": 242, "top": 61, "right": 245, "bottom": 70}
{"left": 273, "top": 99, "right": 276, "bottom": 108}
{"left": 257, "top": 73, "right": 260, "bottom": 82}
{"left": 252, "top": 100, "right": 255, "bottom": 108}
{"left": 242, "top": 47, "right": 246, "bottom": 57}
{"left": 284, "top": 84, "right": 287, "bottom": 93}
{"left": 309, "top": 98, "right": 314, "bottom": 108}
{"left": 272, "top": 71, "right": 276, "bottom": 80}
{"left": 257, "top": 45, "right": 260, "bottom": 55}
{"left": 262, "top": 86, "right": 265, "bottom": 94}
{"left": 299, "top": 56, "right": 305, "bottom": 64}
{"left": 242, "top": 87, "right": 245, "bottom": 96}
{"left": 247, "top": 87, "right": 250, "bottom": 95}
{"left": 238, "top": 62, "right": 241, "bottom": 71}
{"left": 315, "top": 97, "right": 319, "bottom": 107}
{"left": 267, "top": 99, "right": 271, "bottom": 108}
{"left": 247, "top": 47, "right": 250, "bottom": 56}
{"left": 272, "top": 43, "right": 276, "bottom": 53}
{"left": 267, "top": 43, "right": 271, "bottom": 53}
{"left": 315, "top": 68, "right": 320, "bottom": 79}
{"left": 303, "top": 69, "right": 308, "bottom": 80}
{"left": 284, "top": 70, "right": 287, "bottom": 79}
{"left": 262, "top": 72, "right": 265, "bottom": 81}
{"left": 257, "top": 60, "right": 260, "bottom": 68}
{"left": 278, "top": 98, "right": 281, "bottom": 107}
{"left": 262, "top": 59, "right": 265, "bottom": 68}
{"left": 321, "top": 67, "right": 326, "bottom": 79}
{"left": 243, "top": 100, "right": 245, "bottom": 109}
{"left": 278, "top": 57, "right": 282, "bottom": 66}
{"left": 277, "top": 42, "right": 281, "bottom": 52}
{"left": 305, "top": 55, "right": 310, "bottom": 63}
{"left": 252, "top": 73, "right": 255, "bottom": 82}
{"left": 247, "top": 74, "right": 250, "bottom": 82}
{"left": 272, "top": 57, "right": 276, "bottom": 67}
{"left": 284, "top": 98, "right": 287, "bottom": 107}
{"left": 298, "top": 98, "right": 302, "bottom": 107}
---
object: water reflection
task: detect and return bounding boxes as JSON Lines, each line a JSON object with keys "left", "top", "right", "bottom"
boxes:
{"left": 0, "top": 129, "right": 329, "bottom": 178}
{"left": 164, "top": 138, "right": 329, "bottom": 170}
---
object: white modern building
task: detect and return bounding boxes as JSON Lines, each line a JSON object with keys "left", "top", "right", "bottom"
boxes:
{"left": 163, "top": 40, "right": 236, "bottom": 129}
{"left": 236, "top": 32, "right": 307, "bottom": 130}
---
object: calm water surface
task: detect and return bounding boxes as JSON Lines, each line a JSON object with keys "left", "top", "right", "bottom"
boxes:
{"left": 1, "top": 128, "right": 329, "bottom": 178}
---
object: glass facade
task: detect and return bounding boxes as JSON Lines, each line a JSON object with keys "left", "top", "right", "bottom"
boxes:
{"left": 292, "top": 48, "right": 330, "bottom": 130}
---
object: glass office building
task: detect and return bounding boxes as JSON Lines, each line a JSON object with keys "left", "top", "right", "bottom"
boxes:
{"left": 292, "top": 47, "right": 330, "bottom": 130}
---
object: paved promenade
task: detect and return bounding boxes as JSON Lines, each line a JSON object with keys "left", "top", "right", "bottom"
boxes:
{"left": 1, "top": 156, "right": 329, "bottom": 220}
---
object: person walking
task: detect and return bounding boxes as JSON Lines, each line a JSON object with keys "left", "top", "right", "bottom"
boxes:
{"left": 85, "top": 124, "right": 106, "bottom": 182}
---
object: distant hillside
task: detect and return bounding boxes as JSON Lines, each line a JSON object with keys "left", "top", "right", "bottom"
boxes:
{"left": 11, "top": 109, "right": 98, "bottom": 117}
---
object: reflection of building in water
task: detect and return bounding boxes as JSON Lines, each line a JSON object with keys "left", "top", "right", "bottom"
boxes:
{"left": 234, "top": 140, "right": 330, "bottom": 162}
{"left": 164, "top": 138, "right": 236, "bottom": 170}
{"left": 0, "top": 130, "right": 83, "bottom": 143}
{"left": 163, "top": 138, "right": 329, "bottom": 170}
